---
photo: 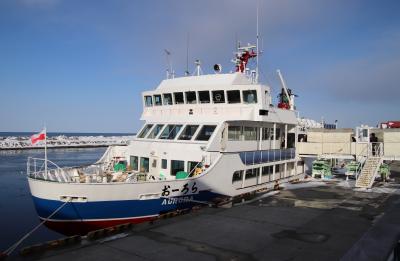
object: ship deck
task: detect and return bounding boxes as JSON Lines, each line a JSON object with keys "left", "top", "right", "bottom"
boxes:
{"left": 16, "top": 163, "right": 400, "bottom": 261}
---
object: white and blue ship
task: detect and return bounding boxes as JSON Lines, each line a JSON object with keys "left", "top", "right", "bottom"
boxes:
{"left": 27, "top": 45, "right": 305, "bottom": 235}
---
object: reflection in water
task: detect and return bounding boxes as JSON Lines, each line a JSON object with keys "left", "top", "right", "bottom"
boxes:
{"left": 0, "top": 147, "right": 106, "bottom": 252}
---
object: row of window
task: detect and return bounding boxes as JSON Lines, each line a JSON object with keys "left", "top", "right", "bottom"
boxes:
{"left": 228, "top": 126, "right": 281, "bottom": 141}
{"left": 144, "top": 90, "right": 258, "bottom": 107}
{"left": 239, "top": 148, "right": 296, "bottom": 165}
{"left": 232, "top": 165, "right": 279, "bottom": 182}
{"left": 138, "top": 124, "right": 216, "bottom": 141}
{"left": 129, "top": 155, "right": 200, "bottom": 176}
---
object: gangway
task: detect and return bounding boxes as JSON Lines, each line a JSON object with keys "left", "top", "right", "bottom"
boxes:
{"left": 355, "top": 156, "right": 382, "bottom": 189}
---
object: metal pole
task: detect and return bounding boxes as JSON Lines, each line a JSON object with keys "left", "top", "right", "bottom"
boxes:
{"left": 256, "top": 0, "right": 259, "bottom": 83}
{"left": 44, "top": 127, "right": 47, "bottom": 180}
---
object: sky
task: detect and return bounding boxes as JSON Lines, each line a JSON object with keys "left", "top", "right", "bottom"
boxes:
{"left": 0, "top": 0, "right": 399, "bottom": 133}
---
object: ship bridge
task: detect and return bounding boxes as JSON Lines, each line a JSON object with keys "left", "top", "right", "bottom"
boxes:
{"left": 140, "top": 73, "right": 296, "bottom": 125}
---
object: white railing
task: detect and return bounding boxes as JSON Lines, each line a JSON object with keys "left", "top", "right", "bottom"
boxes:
{"left": 27, "top": 157, "right": 69, "bottom": 182}
{"left": 369, "top": 142, "right": 383, "bottom": 157}
{"left": 354, "top": 145, "right": 368, "bottom": 180}
{"left": 354, "top": 142, "right": 383, "bottom": 181}
{"left": 27, "top": 157, "right": 153, "bottom": 184}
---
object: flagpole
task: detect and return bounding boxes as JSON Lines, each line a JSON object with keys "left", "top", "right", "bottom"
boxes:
{"left": 44, "top": 126, "right": 47, "bottom": 180}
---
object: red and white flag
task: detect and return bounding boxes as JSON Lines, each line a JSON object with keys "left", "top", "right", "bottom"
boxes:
{"left": 31, "top": 129, "right": 46, "bottom": 145}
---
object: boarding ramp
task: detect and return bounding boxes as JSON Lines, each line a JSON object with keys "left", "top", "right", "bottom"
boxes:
{"left": 355, "top": 156, "right": 382, "bottom": 188}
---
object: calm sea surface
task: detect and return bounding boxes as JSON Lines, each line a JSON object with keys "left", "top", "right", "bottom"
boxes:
{"left": 0, "top": 147, "right": 107, "bottom": 253}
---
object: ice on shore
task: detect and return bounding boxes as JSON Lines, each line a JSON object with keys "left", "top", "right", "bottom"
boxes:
{"left": 0, "top": 135, "right": 135, "bottom": 149}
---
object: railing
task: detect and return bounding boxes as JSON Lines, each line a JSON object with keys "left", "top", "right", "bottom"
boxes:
{"left": 239, "top": 148, "right": 296, "bottom": 165}
{"left": 354, "top": 142, "right": 383, "bottom": 181}
{"left": 27, "top": 157, "right": 153, "bottom": 184}
{"left": 354, "top": 145, "right": 368, "bottom": 180}
{"left": 369, "top": 142, "right": 383, "bottom": 157}
{"left": 27, "top": 157, "right": 70, "bottom": 182}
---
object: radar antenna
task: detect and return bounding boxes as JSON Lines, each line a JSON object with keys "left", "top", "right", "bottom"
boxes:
{"left": 193, "top": 59, "right": 203, "bottom": 76}
{"left": 232, "top": 44, "right": 257, "bottom": 73}
{"left": 164, "top": 49, "right": 174, "bottom": 79}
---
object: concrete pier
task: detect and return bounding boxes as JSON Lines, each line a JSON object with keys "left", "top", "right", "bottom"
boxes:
{"left": 15, "top": 165, "right": 400, "bottom": 261}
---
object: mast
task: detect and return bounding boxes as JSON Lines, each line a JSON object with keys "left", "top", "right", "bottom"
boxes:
{"left": 185, "top": 33, "right": 190, "bottom": 76}
{"left": 256, "top": 0, "right": 259, "bottom": 83}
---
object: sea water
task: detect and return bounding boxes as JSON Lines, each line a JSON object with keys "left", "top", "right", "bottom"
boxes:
{"left": 0, "top": 147, "right": 106, "bottom": 253}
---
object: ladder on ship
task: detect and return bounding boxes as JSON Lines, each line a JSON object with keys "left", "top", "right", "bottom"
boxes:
{"left": 355, "top": 156, "right": 382, "bottom": 189}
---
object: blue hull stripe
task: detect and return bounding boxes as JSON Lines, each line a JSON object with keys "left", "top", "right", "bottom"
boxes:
{"left": 32, "top": 191, "right": 222, "bottom": 221}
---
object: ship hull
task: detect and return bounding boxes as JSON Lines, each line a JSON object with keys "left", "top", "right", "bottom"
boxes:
{"left": 30, "top": 185, "right": 223, "bottom": 235}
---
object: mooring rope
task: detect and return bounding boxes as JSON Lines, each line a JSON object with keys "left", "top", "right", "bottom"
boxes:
{"left": 3, "top": 198, "right": 72, "bottom": 256}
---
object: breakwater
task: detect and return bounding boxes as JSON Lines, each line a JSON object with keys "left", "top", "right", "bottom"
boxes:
{"left": 0, "top": 134, "right": 134, "bottom": 150}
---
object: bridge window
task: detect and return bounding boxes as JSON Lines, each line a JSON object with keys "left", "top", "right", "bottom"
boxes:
{"left": 147, "top": 124, "right": 164, "bottom": 139}
{"left": 138, "top": 124, "right": 153, "bottom": 138}
{"left": 198, "top": 91, "right": 210, "bottom": 103}
{"left": 159, "top": 124, "right": 183, "bottom": 139}
{"left": 185, "top": 91, "right": 197, "bottom": 104}
{"left": 140, "top": 157, "right": 149, "bottom": 172}
{"left": 154, "top": 95, "right": 162, "bottom": 106}
{"left": 174, "top": 92, "right": 184, "bottom": 104}
{"left": 130, "top": 156, "right": 138, "bottom": 171}
{"left": 243, "top": 90, "right": 257, "bottom": 103}
{"left": 163, "top": 93, "right": 173, "bottom": 105}
{"left": 232, "top": 170, "right": 243, "bottom": 183}
{"left": 171, "top": 160, "right": 184, "bottom": 176}
{"left": 144, "top": 96, "right": 153, "bottom": 107}
{"left": 227, "top": 90, "right": 241, "bottom": 104}
{"left": 195, "top": 125, "right": 216, "bottom": 141}
{"left": 178, "top": 125, "right": 199, "bottom": 140}
{"left": 244, "top": 127, "right": 258, "bottom": 140}
{"left": 212, "top": 90, "right": 225, "bottom": 103}
{"left": 228, "top": 126, "right": 242, "bottom": 140}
